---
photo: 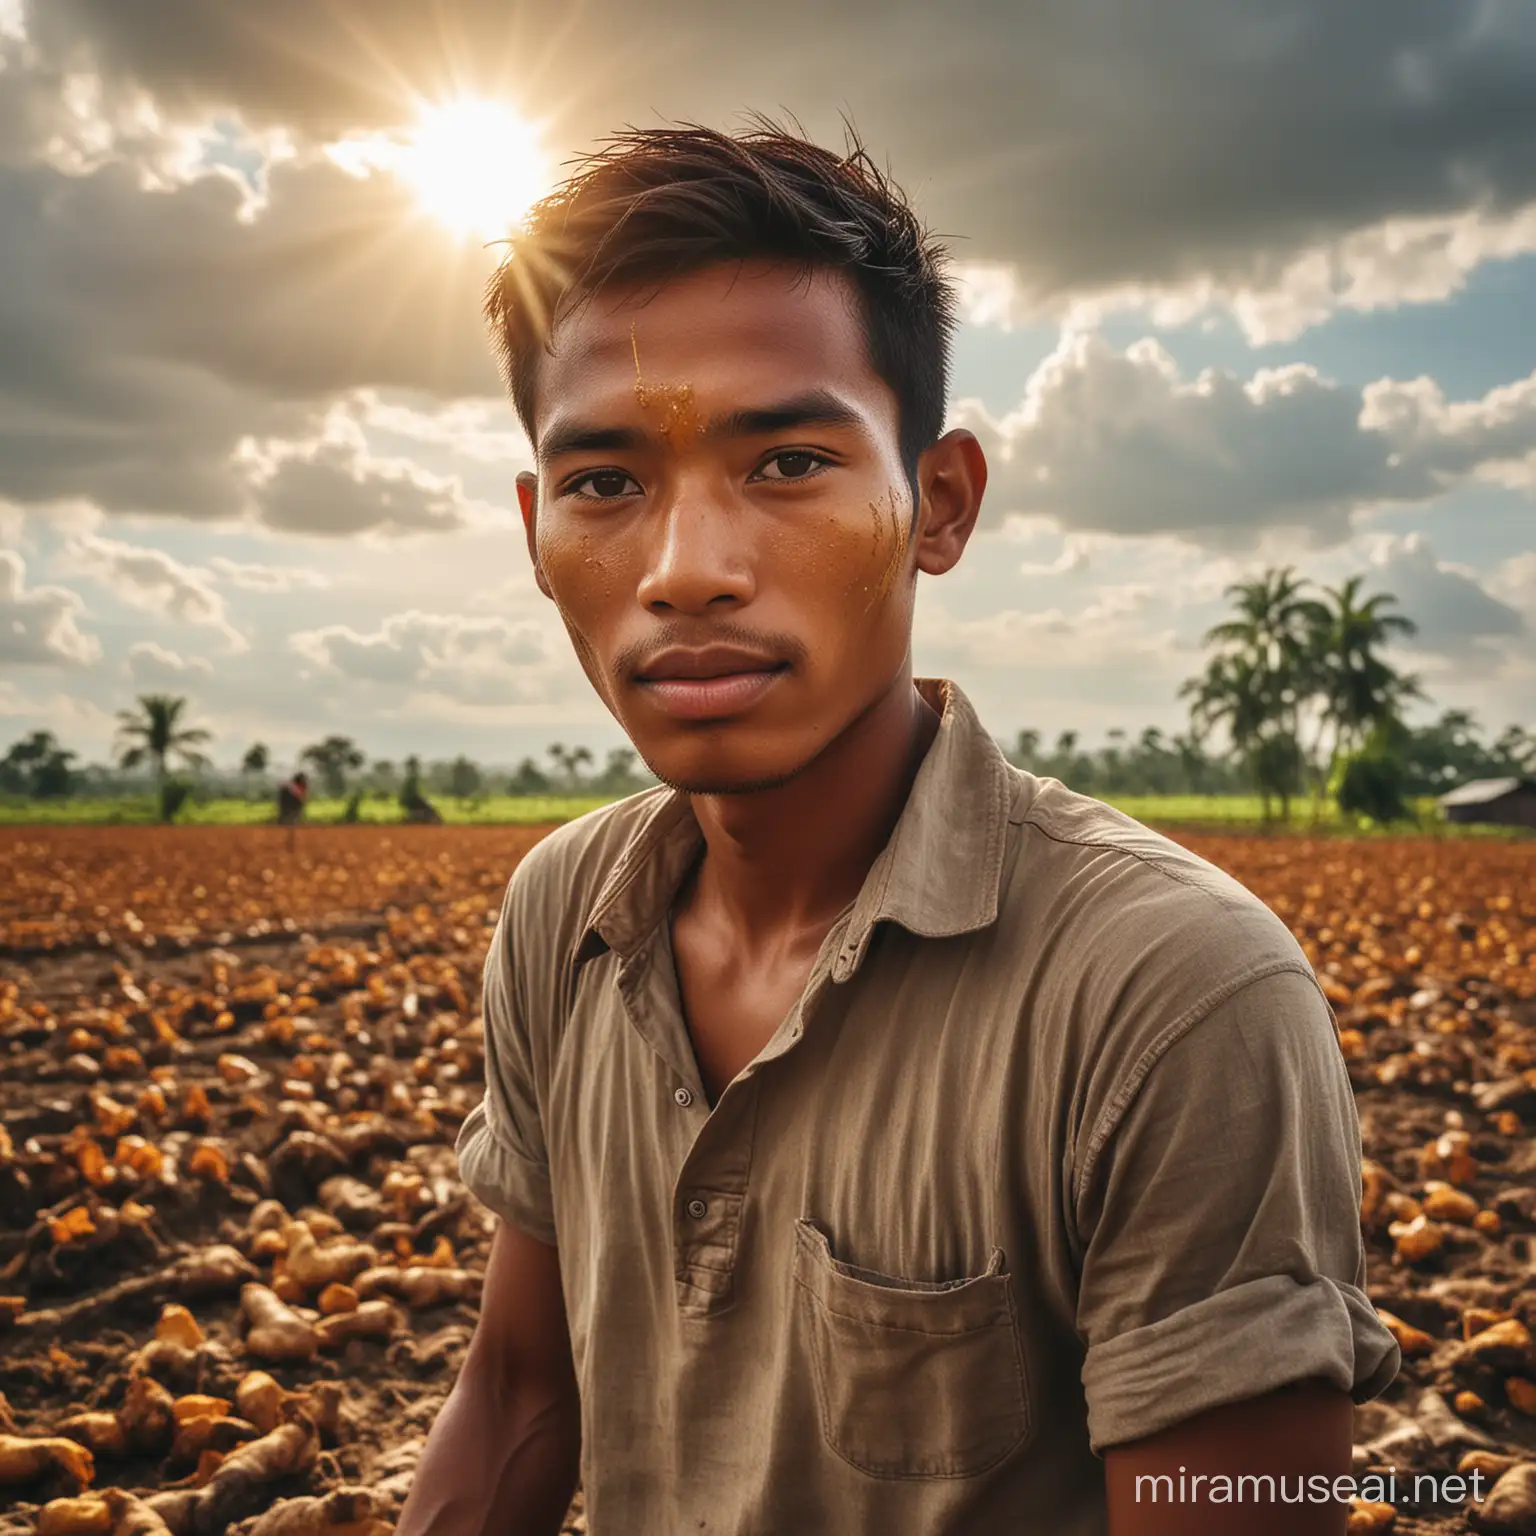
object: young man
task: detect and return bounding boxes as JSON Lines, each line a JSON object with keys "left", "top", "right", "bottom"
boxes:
{"left": 398, "top": 124, "right": 1399, "bottom": 1535}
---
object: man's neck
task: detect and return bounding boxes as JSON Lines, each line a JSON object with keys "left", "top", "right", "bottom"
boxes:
{"left": 678, "top": 668, "right": 942, "bottom": 950}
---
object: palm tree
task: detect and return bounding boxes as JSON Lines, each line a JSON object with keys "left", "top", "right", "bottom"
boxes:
{"left": 1308, "top": 576, "right": 1421, "bottom": 817}
{"left": 115, "top": 695, "right": 212, "bottom": 786}
{"left": 1179, "top": 651, "right": 1285, "bottom": 820}
{"left": 240, "top": 742, "right": 269, "bottom": 799}
{"left": 1192, "top": 568, "right": 1330, "bottom": 822}
{"left": 300, "top": 735, "right": 366, "bottom": 799}
{"left": 1492, "top": 724, "right": 1536, "bottom": 776}
{"left": 1011, "top": 729, "right": 1041, "bottom": 770}
{"left": 545, "top": 742, "right": 594, "bottom": 792}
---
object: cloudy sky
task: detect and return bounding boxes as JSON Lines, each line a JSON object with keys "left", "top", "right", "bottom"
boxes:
{"left": 2, "top": 0, "right": 1533, "bottom": 771}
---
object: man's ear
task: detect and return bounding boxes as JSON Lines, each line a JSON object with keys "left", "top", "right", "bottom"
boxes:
{"left": 516, "top": 471, "right": 554, "bottom": 599}
{"left": 912, "top": 429, "right": 987, "bottom": 577}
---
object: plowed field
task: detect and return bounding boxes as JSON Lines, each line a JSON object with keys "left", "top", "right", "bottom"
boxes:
{"left": 2, "top": 825, "right": 1533, "bottom": 1535}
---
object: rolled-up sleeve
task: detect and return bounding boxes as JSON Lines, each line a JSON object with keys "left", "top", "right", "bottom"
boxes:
{"left": 1073, "top": 965, "right": 1400, "bottom": 1454}
{"left": 455, "top": 879, "right": 557, "bottom": 1246}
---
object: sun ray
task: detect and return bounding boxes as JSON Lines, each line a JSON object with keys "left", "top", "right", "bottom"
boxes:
{"left": 397, "top": 98, "right": 550, "bottom": 241}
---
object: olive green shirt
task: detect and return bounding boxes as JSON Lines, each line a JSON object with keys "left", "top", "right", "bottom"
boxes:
{"left": 456, "top": 677, "right": 1400, "bottom": 1533}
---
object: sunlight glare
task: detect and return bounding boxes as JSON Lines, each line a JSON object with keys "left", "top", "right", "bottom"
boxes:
{"left": 399, "top": 98, "right": 549, "bottom": 241}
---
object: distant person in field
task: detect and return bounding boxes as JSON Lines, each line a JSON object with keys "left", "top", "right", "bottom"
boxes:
{"left": 400, "top": 123, "right": 1398, "bottom": 1536}
{"left": 398, "top": 759, "right": 443, "bottom": 824}
{"left": 275, "top": 770, "right": 307, "bottom": 826}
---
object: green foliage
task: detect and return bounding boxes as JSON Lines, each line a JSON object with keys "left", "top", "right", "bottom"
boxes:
{"left": 447, "top": 755, "right": 483, "bottom": 801}
{"left": 1333, "top": 722, "right": 1414, "bottom": 826}
{"left": 506, "top": 756, "right": 552, "bottom": 794}
{"left": 1179, "top": 566, "right": 1421, "bottom": 823}
{"left": 158, "top": 778, "right": 195, "bottom": 823}
{"left": 116, "top": 695, "right": 212, "bottom": 783}
{"left": 299, "top": 734, "right": 366, "bottom": 799}
{"left": 1, "top": 730, "right": 76, "bottom": 797}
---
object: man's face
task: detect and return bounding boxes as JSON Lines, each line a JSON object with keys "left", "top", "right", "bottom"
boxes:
{"left": 519, "top": 261, "right": 933, "bottom": 794}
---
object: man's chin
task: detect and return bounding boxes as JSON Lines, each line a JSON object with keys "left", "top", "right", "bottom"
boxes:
{"left": 652, "top": 763, "right": 807, "bottom": 797}
{"left": 638, "top": 742, "right": 813, "bottom": 797}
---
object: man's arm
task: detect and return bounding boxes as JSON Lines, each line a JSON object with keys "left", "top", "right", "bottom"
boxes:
{"left": 1070, "top": 966, "right": 1399, "bottom": 1523}
{"left": 1104, "top": 1375, "right": 1353, "bottom": 1535}
{"left": 395, "top": 1219, "right": 581, "bottom": 1536}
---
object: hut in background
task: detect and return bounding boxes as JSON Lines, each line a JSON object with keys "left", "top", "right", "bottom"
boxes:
{"left": 1438, "top": 777, "right": 1536, "bottom": 829}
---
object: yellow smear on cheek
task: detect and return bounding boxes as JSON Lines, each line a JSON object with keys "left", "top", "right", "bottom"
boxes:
{"left": 860, "top": 485, "right": 910, "bottom": 610}
{"left": 631, "top": 321, "right": 702, "bottom": 443}
{"left": 535, "top": 524, "right": 607, "bottom": 685}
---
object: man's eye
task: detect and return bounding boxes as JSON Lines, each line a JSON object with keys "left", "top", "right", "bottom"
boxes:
{"left": 569, "top": 470, "right": 641, "bottom": 499}
{"left": 754, "top": 451, "right": 827, "bottom": 482}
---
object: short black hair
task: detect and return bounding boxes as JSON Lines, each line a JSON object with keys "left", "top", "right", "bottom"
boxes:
{"left": 483, "top": 118, "right": 958, "bottom": 481}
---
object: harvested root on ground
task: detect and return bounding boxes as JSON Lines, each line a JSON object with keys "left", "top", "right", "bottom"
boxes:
{"left": 240, "top": 1285, "right": 318, "bottom": 1364}
{"left": 0, "top": 1433, "right": 94, "bottom": 1490}
{"left": 119, "top": 1375, "right": 178, "bottom": 1456}
{"left": 56, "top": 1413, "right": 128, "bottom": 1456}
{"left": 314, "top": 1300, "right": 400, "bottom": 1351}
{"left": 280, "top": 1228, "right": 377, "bottom": 1294}
{"left": 354, "top": 1265, "right": 481, "bottom": 1308}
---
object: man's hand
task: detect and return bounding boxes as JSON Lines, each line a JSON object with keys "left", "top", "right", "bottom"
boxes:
{"left": 395, "top": 1219, "right": 581, "bottom": 1536}
{"left": 1105, "top": 1376, "right": 1354, "bottom": 1534}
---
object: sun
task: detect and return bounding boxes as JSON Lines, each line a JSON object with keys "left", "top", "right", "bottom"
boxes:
{"left": 398, "top": 98, "right": 549, "bottom": 241}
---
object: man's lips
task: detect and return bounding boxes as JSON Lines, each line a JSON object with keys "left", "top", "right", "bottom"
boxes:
{"left": 636, "top": 644, "right": 787, "bottom": 681}
{"left": 635, "top": 663, "right": 789, "bottom": 720}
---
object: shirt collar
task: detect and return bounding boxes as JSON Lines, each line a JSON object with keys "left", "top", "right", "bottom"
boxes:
{"left": 572, "top": 677, "right": 1015, "bottom": 979}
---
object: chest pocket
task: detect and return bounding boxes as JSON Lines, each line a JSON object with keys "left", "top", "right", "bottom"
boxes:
{"left": 792, "top": 1218, "right": 1031, "bottom": 1479}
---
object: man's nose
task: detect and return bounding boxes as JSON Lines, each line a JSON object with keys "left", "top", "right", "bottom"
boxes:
{"left": 635, "top": 486, "right": 756, "bottom": 615}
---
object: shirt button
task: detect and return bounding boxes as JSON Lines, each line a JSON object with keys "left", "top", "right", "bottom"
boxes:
{"left": 685, "top": 1198, "right": 708, "bottom": 1220}
{"left": 673, "top": 1086, "right": 693, "bottom": 1108}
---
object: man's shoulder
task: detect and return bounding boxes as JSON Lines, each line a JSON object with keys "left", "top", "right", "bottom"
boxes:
{"left": 502, "top": 784, "right": 676, "bottom": 943}
{"left": 1001, "top": 771, "right": 1312, "bottom": 1005}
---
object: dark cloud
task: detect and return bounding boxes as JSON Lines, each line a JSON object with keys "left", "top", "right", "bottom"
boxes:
{"left": 0, "top": 143, "right": 496, "bottom": 521}
{"left": 22, "top": 0, "right": 1536, "bottom": 302}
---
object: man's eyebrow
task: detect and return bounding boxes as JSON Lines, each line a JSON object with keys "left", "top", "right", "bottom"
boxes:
{"left": 538, "top": 423, "right": 649, "bottom": 462}
{"left": 536, "top": 390, "right": 867, "bottom": 462}
{"left": 704, "top": 390, "right": 867, "bottom": 440}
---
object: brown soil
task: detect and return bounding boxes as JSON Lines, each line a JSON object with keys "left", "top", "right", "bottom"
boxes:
{"left": 1, "top": 825, "right": 1533, "bottom": 1535}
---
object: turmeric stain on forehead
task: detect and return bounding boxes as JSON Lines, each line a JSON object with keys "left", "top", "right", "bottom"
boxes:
{"left": 631, "top": 321, "right": 702, "bottom": 443}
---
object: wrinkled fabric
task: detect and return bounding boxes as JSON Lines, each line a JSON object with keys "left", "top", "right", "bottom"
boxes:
{"left": 456, "top": 676, "right": 1400, "bottom": 1534}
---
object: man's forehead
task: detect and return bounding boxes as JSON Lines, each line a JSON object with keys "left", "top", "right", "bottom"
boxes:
{"left": 546, "top": 262, "right": 866, "bottom": 369}
{"left": 531, "top": 263, "right": 887, "bottom": 444}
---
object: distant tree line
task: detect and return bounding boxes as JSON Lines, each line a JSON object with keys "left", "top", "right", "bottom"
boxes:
{"left": 1003, "top": 711, "right": 1534, "bottom": 804}
{"left": 1005, "top": 565, "right": 1534, "bottom": 824}
{"left": 3, "top": 571, "right": 1532, "bottom": 827}
{"left": 0, "top": 696, "right": 660, "bottom": 820}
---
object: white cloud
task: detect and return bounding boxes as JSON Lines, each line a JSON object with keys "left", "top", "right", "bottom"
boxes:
{"left": 236, "top": 407, "right": 486, "bottom": 538}
{"left": 64, "top": 530, "right": 246, "bottom": 649}
{"left": 353, "top": 391, "right": 529, "bottom": 465}
{"left": 207, "top": 555, "right": 329, "bottom": 592}
{"left": 290, "top": 608, "right": 561, "bottom": 704}
{"left": 0, "top": 680, "right": 115, "bottom": 756}
{"left": 954, "top": 333, "right": 1395, "bottom": 546}
{"left": 1489, "top": 550, "right": 1536, "bottom": 621}
{"left": 956, "top": 332, "right": 1536, "bottom": 549}
{"left": 1360, "top": 532, "right": 1526, "bottom": 660}
{"left": 1360, "top": 370, "right": 1536, "bottom": 493}
{"left": 126, "top": 638, "right": 213, "bottom": 684}
{"left": 0, "top": 548, "right": 100, "bottom": 665}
